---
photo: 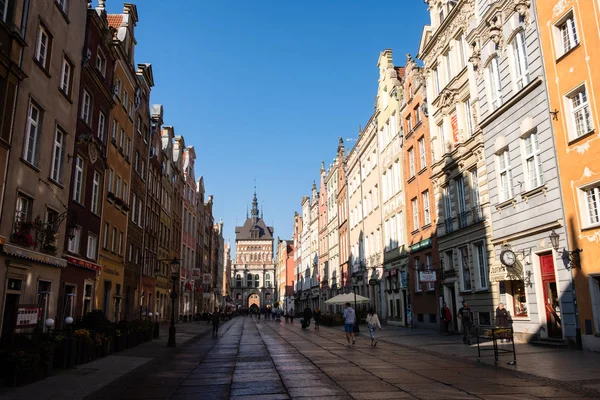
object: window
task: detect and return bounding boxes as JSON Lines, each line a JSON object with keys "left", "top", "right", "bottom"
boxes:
{"left": 122, "top": 90, "right": 128, "bottom": 109}
{"left": 464, "top": 99, "right": 474, "bottom": 139}
{"left": 559, "top": 14, "right": 578, "bottom": 55}
{"left": 73, "top": 156, "right": 84, "bottom": 203}
{"left": 50, "top": 128, "right": 64, "bottom": 183}
{"left": 56, "top": 0, "right": 68, "bottom": 13}
{"left": 568, "top": 86, "right": 593, "bottom": 138}
{"left": 118, "top": 231, "right": 123, "bottom": 255}
{"left": 523, "top": 132, "right": 543, "bottom": 190}
{"left": 438, "top": 2, "right": 445, "bottom": 24}
{"left": 486, "top": 57, "right": 502, "bottom": 110}
{"left": 418, "top": 137, "right": 426, "bottom": 170}
{"left": 255, "top": 274, "right": 260, "bottom": 288}
{"left": 412, "top": 198, "right": 419, "bottom": 231}
{"left": 512, "top": 30, "right": 529, "bottom": 89}
{"left": 443, "top": 185, "right": 453, "bottom": 220}
{"left": 415, "top": 105, "right": 421, "bottom": 124}
{"left": 103, "top": 222, "right": 109, "bottom": 249}
{"left": 444, "top": 48, "right": 453, "bottom": 83}
{"left": 433, "top": 67, "right": 441, "bottom": 96}
{"left": 125, "top": 137, "right": 131, "bottom": 158}
{"left": 439, "top": 122, "right": 447, "bottom": 154}
{"left": 123, "top": 182, "right": 128, "bottom": 202}
{"left": 111, "top": 119, "right": 118, "bottom": 142}
{"left": 456, "top": 176, "right": 466, "bottom": 214}
{"left": 81, "top": 90, "right": 91, "bottom": 125}
{"left": 119, "top": 129, "right": 124, "bottom": 150}
{"left": 35, "top": 25, "right": 51, "bottom": 69}
{"left": 131, "top": 193, "right": 137, "bottom": 221}
{"left": 68, "top": 226, "right": 81, "bottom": 253}
{"left": 98, "top": 112, "right": 106, "bottom": 141}
{"left": 459, "top": 246, "right": 471, "bottom": 291}
{"left": 60, "top": 57, "right": 72, "bottom": 95}
{"left": 457, "top": 34, "right": 467, "bottom": 70}
{"left": 497, "top": 150, "right": 513, "bottom": 202}
{"left": 474, "top": 243, "right": 488, "bottom": 290}
{"left": 414, "top": 258, "right": 422, "bottom": 292}
{"left": 406, "top": 115, "right": 412, "bottom": 132}
{"left": 23, "top": 100, "right": 42, "bottom": 165}
{"left": 83, "top": 283, "right": 93, "bottom": 315}
{"left": 583, "top": 183, "right": 600, "bottom": 227}
{"left": 107, "top": 169, "right": 114, "bottom": 194}
{"left": 470, "top": 169, "right": 480, "bottom": 207}
{"left": 422, "top": 191, "right": 431, "bottom": 225}
{"left": 409, "top": 147, "right": 415, "bottom": 177}
{"left": 508, "top": 280, "right": 528, "bottom": 317}
{"left": 115, "top": 175, "right": 121, "bottom": 198}
{"left": 426, "top": 254, "right": 435, "bottom": 291}
{"left": 95, "top": 48, "right": 106, "bottom": 76}
{"left": 14, "top": 193, "right": 31, "bottom": 228}
{"left": 0, "top": 0, "right": 8, "bottom": 22}
{"left": 91, "top": 171, "right": 100, "bottom": 214}
{"left": 87, "top": 234, "right": 98, "bottom": 260}
{"left": 111, "top": 227, "right": 116, "bottom": 252}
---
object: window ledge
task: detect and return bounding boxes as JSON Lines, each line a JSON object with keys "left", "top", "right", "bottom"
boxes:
{"left": 410, "top": 229, "right": 420, "bottom": 235}
{"left": 421, "top": 223, "right": 432, "bottom": 230}
{"left": 417, "top": 167, "right": 428, "bottom": 175}
{"left": 55, "top": 2, "right": 70, "bottom": 23}
{"left": 567, "top": 129, "right": 595, "bottom": 146}
{"left": 495, "top": 198, "right": 517, "bottom": 212}
{"left": 47, "top": 177, "right": 64, "bottom": 189}
{"left": 33, "top": 59, "right": 52, "bottom": 78}
{"left": 58, "top": 88, "right": 73, "bottom": 104}
{"left": 20, "top": 158, "right": 41, "bottom": 172}
{"left": 521, "top": 185, "right": 547, "bottom": 202}
{"left": 581, "top": 223, "right": 600, "bottom": 232}
{"left": 556, "top": 42, "right": 581, "bottom": 63}
{"left": 407, "top": 175, "right": 416, "bottom": 184}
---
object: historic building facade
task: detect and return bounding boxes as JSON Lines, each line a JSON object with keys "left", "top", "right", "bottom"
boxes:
{"left": 325, "top": 154, "right": 340, "bottom": 312}
{"left": 419, "top": 0, "right": 493, "bottom": 330}
{"left": 59, "top": 3, "right": 115, "bottom": 328}
{"left": 402, "top": 53, "right": 440, "bottom": 330}
{"left": 276, "top": 238, "right": 294, "bottom": 313}
{"left": 337, "top": 139, "right": 350, "bottom": 294}
{"left": 535, "top": 0, "right": 598, "bottom": 348}
{"left": 318, "top": 162, "right": 329, "bottom": 309}
{"left": 376, "top": 50, "right": 407, "bottom": 325}
{"left": 0, "top": 0, "right": 85, "bottom": 342}
{"left": 299, "top": 195, "right": 312, "bottom": 310}
{"left": 232, "top": 192, "right": 275, "bottom": 311}
{"left": 181, "top": 145, "right": 197, "bottom": 317}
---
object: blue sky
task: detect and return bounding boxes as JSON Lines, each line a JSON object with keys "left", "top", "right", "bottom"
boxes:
{"left": 113, "top": 1, "right": 429, "bottom": 249}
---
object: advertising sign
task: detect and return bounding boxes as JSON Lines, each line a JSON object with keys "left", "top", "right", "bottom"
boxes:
{"left": 16, "top": 305, "right": 41, "bottom": 328}
{"left": 419, "top": 271, "right": 437, "bottom": 282}
{"left": 192, "top": 268, "right": 201, "bottom": 279}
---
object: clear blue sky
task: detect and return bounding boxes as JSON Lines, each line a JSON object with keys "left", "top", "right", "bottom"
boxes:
{"left": 111, "top": 1, "right": 429, "bottom": 249}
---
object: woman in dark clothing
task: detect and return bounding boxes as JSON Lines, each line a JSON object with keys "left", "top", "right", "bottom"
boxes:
{"left": 495, "top": 302, "right": 509, "bottom": 342}
{"left": 313, "top": 307, "right": 321, "bottom": 330}
{"left": 302, "top": 306, "right": 313, "bottom": 329}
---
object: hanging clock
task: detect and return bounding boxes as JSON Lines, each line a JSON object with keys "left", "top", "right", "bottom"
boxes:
{"left": 500, "top": 249, "right": 516, "bottom": 267}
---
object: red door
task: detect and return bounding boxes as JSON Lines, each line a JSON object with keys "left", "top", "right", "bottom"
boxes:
{"left": 540, "top": 254, "right": 562, "bottom": 339}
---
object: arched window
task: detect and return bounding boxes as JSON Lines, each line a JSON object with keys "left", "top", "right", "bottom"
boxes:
{"left": 266, "top": 273, "right": 271, "bottom": 288}
{"left": 254, "top": 274, "right": 259, "bottom": 288}
{"left": 247, "top": 274, "right": 253, "bottom": 287}
{"left": 236, "top": 274, "right": 241, "bottom": 288}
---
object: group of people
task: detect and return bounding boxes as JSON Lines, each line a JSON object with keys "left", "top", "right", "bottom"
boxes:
{"left": 441, "top": 301, "right": 514, "bottom": 345}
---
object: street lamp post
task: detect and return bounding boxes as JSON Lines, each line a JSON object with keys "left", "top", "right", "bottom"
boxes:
{"left": 167, "top": 258, "right": 181, "bottom": 347}
{"left": 351, "top": 274, "right": 360, "bottom": 333}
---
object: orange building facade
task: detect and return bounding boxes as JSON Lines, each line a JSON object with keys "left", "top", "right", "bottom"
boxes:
{"left": 535, "top": 0, "right": 600, "bottom": 350}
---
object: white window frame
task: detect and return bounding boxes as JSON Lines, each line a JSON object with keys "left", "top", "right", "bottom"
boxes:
{"left": 0, "top": 0, "right": 9, "bottom": 22}
{"left": 558, "top": 13, "right": 579, "bottom": 56}
{"left": 415, "top": 258, "right": 422, "bottom": 292}
{"left": 497, "top": 150, "right": 514, "bottom": 202}
{"left": 81, "top": 89, "right": 91, "bottom": 125}
{"left": 418, "top": 137, "right": 426, "bottom": 170}
{"left": 35, "top": 25, "right": 50, "bottom": 68}
{"left": 426, "top": 254, "right": 435, "bottom": 291}
{"left": 486, "top": 57, "right": 502, "bottom": 111}
{"left": 131, "top": 193, "right": 137, "bottom": 221}
{"left": 474, "top": 242, "right": 488, "bottom": 290}
{"left": 73, "top": 156, "right": 84, "bottom": 204}
{"left": 24, "top": 100, "right": 41, "bottom": 165}
{"left": 464, "top": 99, "right": 474, "bottom": 139}
{"left": 409, "top": 147, "right": 415, "bottom": 177}
{"left": 60, "top": 57, "right": 71, "bottom": 94}
{"left": 111, "top": 227, "right": 116, "bottom": 252}
{"left": 566, "top": 85, "right": 594, "bottom": 140}
{"left": 98, "top": 112, "right": 106, "bottom": 141}
{"left": 522, "top": 132, "right": 544, "bottom": 190}
{"left": 68, "top": 226, "right": 81, "bottom": 254}
{"left": 459, "top": 246, "right": 472, "bottom": 292}
{"left": 91, "top": 171, "right": 100, "bottom": 215}
{"left": 87, "top": 233, "right": 98, "bottom": 260}
{"left": 511, "top": 29, "right": 529, "bottom": 90}
{"left": 56, "top": 0, "right": 68, "bottom": 13}
{"left": 95, "top": 47, "right": 106, "bottom": 76}
{"left": 412, "top": 198, "right": 419, "bottom": 231}
{"left": 580, "top": 182, "right": 600, "bottom": 229}
{"left": 51, "top": 127, "right": 64, "bottom": 183}
{"left": 103, "top": 222, "right": 109, "bottom": 249}
{"left": 422, "top": 190, "right": 431, "bottom": 225}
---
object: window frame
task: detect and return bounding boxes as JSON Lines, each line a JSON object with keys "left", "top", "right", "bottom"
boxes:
{"left": 522, "top": 131, "right": 544, "bottom": 190}
{"left": 458, "top": 246, "right": 472, "bottom": 292}
{"left": 557, "top": 13, "right": 579, "bottom": 56}
{"left": 497, "top": 150, "right": 514, "bottom": 202}
{"left": 87, "top": 233, "right": 98, "bottom": 260}
{"left": 50, "top": 126, "right": 65, "bottom": 184}
{"left": 422, "top": 190, "right": 431, "bottom": 225}
{"left": 579, "top": 181, "right": 600, "bottom": 229}
{"left": 486, "top": 56, "right": 502, "bottom": 111}
{"left": 59, "top": 56, "right": 73, "bottom": 97}
{"left": 73, "top": 156, "right": 84, "bottom": 204}
{"left": 511, "top": 29, "right": 530, "bottom": 90}
{"left": 412, "top": 197, "right": 419, "bottom": 231}
{"left": 565, "top": 84, "right": 594, "bottom": 140}
{"left": 35, "top": 24, "right": 52, "bottom": 70}
{"left": 97, "top": 112, "right": 106, "bottom": 142}
{"left": 418, "top": 137, "right": 426, "bottom": 170}
{"left": 23, "top": 99, "right": 42, "bottom": 165}
{"left": 95, "top": 47, "right": 106, "bottom": 77}
{"left": 91, "top": 170, "right": 100, "bottom": 215}
{"left": 68, "top": 225, "right": 81, "bottom": 254}
{"left": 409, "top": 147, "right": 415, "bottom": 177}
{"left": 81, "top": 89, "right": 92, "bottom": 125}
{"left": 474, "top": 242, "right": 488, "bottom": 290}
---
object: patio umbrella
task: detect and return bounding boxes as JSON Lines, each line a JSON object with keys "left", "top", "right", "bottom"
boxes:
{"left": 325, "top": 292, "right": 371, "bottom": 305}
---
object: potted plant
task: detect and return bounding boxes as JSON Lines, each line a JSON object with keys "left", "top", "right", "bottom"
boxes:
{"left": 122, "top": 202, "right": 130, "bottom": 212}
{"left": 11, "top": 221, "right": 35, "bottom": 248}
{"left": 42, "top": 243, "right": 57, "bottom": 255}
{"left": 107, "top": 191, "right": 116, "bottom": 201}
{"left": 73, "top": 328, "right": 94, "bottom": 364}
{"left": 115, "top": 197, "right": 124, "bottom": 207}
{"left": 114, "top": 329, "right": 126, "bottom": 352}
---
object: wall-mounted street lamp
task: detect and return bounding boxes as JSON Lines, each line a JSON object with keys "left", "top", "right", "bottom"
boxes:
{"left": 167, "top": 258, "right": 181, "bottom": 347}
{"left": 549, "top": 230, "right": 583, "bottom": 269}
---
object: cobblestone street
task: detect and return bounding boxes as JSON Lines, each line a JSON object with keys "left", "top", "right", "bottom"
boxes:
{"left": 37, "top": 317, "right": 596, "bottom": 400}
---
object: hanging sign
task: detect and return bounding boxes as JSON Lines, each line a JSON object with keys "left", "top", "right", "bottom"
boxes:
{"left": 16, "top": 305, "right": 42, "bottom": 328}
{"left": 419, "top": 271, "right": 437, "bottom": 282}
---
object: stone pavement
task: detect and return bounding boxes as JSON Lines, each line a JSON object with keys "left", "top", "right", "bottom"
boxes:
{"left": 25, "top": 315, "right": 596, "bottom": 399}
{"left": 346, "top": 323, "right": 600, "bottom": 395}
{"left": 0, "top": 319, "right": 220, "bottom": 400}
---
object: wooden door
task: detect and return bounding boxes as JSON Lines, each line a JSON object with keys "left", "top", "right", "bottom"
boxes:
{"left": 540, "top": 254, "right": 562, "bottom": 339}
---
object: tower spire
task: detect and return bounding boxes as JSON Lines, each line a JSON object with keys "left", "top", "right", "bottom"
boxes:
{"left": 251, "top": 184, "right": 259, "bottom": 220}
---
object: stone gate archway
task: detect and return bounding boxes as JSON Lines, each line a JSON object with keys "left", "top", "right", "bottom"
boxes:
{"left": 248, "top": 293, "right": 260, "bottom": 312}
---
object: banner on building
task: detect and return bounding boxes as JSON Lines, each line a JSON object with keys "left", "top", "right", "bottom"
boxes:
{"left": 16, "top": 305, "right": 41, "bottom": 328}
{"left": 192, "top": 268, "right": 201, "bottom": 279}
{"left": 419, "top": 271, "right": 436, "bottom": 282}
{"left": 203, "top": 274, "right": 212, "bottom": 284}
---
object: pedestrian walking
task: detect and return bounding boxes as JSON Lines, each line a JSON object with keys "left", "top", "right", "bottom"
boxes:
{"left": 343, "top": 302, "right": 356, "bottom": 347}
{"left": 457, "top": 301, "right": 472, "bottom": 345}
{"left": 212, "top": 308, "right": 221, "bottom": 336}
{"left": 495, "top": 302, "right": 509, "bottom": 342}
{"left": 441, "top": 302, "right": 452, "bottom": 335}
{"left": 302, "top": 306, "right": 313, "bottom": 329}
{"left": 365, "top": 308, "right": 382, "bottom": 346}
{"left": 289, "top": 308, "right": 295, "bottom": 323}
{"left": 313, "top": 307, "right": 321, "bottom": 330}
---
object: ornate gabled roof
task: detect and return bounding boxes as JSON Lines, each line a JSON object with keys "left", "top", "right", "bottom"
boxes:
{"left": 235, "top": 190, "right": 274, "bottom": 240}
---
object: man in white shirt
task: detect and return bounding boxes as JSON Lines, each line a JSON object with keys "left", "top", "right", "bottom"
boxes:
{"left": 343, "top": 302, "right": 356, "bottom": 346}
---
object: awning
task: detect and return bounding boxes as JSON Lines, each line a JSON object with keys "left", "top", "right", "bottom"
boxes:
{"left": 325, "top": 293, "right": 371, "bottom": 305}
{"left": 65, "top": 256, "right": 101, "bottom": 272}
{"left": 3, "top": 243, "right": 67, "bottom": 268}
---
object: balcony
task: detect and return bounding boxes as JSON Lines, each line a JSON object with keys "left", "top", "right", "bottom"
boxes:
{"left": 472, "top": 205, "right": 483, "bottom": 223}
{"left": 457, "top": 211, "right": 469, "bottom": 229}
{"left": 444, "top": 218, "right": 454, "bottom": 234}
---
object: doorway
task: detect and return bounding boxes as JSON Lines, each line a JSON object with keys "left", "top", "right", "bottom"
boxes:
{"left": 540, "top": 253, "right": 562, "bottom": 339}
{"left": 443, "top": 284, "right": 458, "bottom": 332}
{"left": 1, "top": 293, "right": 20, "bottom": 347}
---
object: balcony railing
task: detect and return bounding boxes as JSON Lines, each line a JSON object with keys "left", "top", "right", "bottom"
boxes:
{"left": 444, "top": 218, "right": 454, "bottom": 234}
{"left": 457, "top": 211, "right": 469, "bottom": 229}
{"left": 472, "top": 205, "right": 483, "bottom": 223}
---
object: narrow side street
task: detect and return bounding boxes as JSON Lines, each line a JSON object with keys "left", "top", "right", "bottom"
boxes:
{"left": 3, "top": 318, "right": 593, "bottom": 400}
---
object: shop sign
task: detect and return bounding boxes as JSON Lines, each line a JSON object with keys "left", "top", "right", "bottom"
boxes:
{"left": 66, "top": 256, "right": 101, "bottom": 272}
{"left": 419, "top": 271, "right": 436, "bottom": 282}
{"left": 490, "top": 263, "right": 523, "bottom": 282}
{"left": 369, "top": 278, "right": 379, "bottom": 286}
{"left": 389, "top": 257, "right": 408, "bottom": 269}
{"left": 104, "top": 267, "right": 120, "bottom": 276}
{"left": 409, "top": 238, "right": 432, "bottom": 253}
{"left": 192, "top": 268, "right": 201, "bottom": 279}
{"left": 400, "top": 271, "right": 407, "bottom": 288}
{"left": 16, "top": 305, "right": 41, "bottom": 328}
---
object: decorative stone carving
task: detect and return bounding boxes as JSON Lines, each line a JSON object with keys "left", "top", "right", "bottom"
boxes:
{"left": 469, "top": 41, "right": 481, "bottom": 75}
{"left": 488, "top": 15, "right": 504, "bottom": 50}
{"left": 553, "top": 0, "right": 574, "bottom": 17}
{"left": 439, "top": 88, "right": 457, "bottom": 116}
{"left": 513, "top": 0, "right": 531, "bottom": 26}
